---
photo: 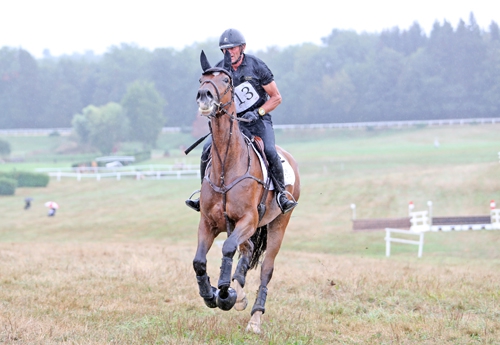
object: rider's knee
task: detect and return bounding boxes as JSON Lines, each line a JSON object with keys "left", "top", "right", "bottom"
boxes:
{"left": 265, "top": 149, "right": 279, "bottom": 165}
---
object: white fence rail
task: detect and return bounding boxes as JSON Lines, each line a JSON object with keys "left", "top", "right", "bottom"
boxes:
{"left": 35, "top": 164, "right": 198, "bottom": 173}
{"left": 275, "top": 117, "right": 500, "bottom": 130}
{"left": 47, "top": 170, "right": 199, "bottom": 181}
{"left": 36, "top": 164, "right": 200, "bottom": 181}
{"left": 2, "top": 117, "right": 500, "bottom": 136}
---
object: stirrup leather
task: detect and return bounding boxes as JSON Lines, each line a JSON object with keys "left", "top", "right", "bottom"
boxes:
{"left": 188, "top": 189, "right": 201, "bottom": 200}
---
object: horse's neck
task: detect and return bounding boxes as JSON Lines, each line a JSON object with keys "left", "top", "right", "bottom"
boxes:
{"left": 210, "top": 115, "right": 248, "bottom": 175}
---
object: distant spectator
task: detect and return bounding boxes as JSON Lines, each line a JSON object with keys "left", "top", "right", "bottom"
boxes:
{"left": 44, "top": 201, "right": 59, "bottom": 217}
{"left": 24, "top": 197, "right": 33, "bottom": 210}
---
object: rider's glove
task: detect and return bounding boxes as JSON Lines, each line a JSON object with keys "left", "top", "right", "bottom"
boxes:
{"left": 241, "top": 110, "right": 259, "bottom": 123}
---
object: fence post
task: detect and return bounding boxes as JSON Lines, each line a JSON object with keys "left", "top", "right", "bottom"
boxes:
{"left": 418, "top": 233, "right": 424, "bottom": 258}
{"left": 385, "top": 228, "right": 391, "bottom": 257}
{"left": 427, "top": 201, "right": 433, "bottom": 226}
{"left": 408, "top": 201, "right": 414, "bottom": 216}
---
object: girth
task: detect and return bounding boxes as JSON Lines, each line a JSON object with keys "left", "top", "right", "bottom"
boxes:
{"left": 205, "top": 136, "right": 266, "bottom": 194}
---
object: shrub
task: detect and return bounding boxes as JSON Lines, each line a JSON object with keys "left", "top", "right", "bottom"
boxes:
{"left": 0, "top": 177, "right": 17, "bottom": 195}
{"left": 0, "top": 171, "right": 49, "bottom": 187}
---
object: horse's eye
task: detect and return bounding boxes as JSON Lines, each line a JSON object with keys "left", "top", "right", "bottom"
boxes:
{"left": 223, "top": 77, "right": 229, "bottom": 83}
{"left": 199, "top": 79, "right": 202, "bottom": 83}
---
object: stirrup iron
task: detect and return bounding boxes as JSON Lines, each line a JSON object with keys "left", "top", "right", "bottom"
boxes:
{"left": 276, "top": 190, "right": 297, "bottom": 214}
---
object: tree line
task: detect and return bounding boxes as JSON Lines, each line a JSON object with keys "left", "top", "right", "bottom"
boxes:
{"left": 1, "top": 13, "right": 499, "bottom": 131}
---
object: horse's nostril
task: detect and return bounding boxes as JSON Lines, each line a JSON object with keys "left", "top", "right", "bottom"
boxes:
{"left": 197, "top": 89, "right": 213, "bottom": 102}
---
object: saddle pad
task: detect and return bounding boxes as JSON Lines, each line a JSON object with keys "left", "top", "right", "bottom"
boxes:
{"left": 251, "top": 145, "right": 295, "bottom": 190}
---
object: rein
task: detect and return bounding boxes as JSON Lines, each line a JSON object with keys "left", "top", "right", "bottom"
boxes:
{"left": 200, "top": 74, "right": 266, "bottom": 225}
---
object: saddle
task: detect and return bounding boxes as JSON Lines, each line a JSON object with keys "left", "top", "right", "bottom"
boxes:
{"left": 249, "top": 136, "right": 268, "bottom": 168}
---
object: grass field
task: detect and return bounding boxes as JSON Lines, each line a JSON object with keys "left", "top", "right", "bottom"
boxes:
{"left": 0, "top": 124, "right": 499, "bottom": 344}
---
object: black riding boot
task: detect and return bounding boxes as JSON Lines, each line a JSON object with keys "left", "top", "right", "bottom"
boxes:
{"left": 185, "top": 158, "right": 209, "bottom": 212}
{"left": 268, "top": 156, "right": 297, "bottom": 214}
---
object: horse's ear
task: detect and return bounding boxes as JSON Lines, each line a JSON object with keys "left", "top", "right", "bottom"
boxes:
{"left": 223, "top": 50, "right": 231, "bottom": 72}
{"left": 200, "top": 50, "right": 211, "bottom": 72}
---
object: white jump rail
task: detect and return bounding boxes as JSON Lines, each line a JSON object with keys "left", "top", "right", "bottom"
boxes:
{"left": 385, "top": 228, "right": 425, "bottom": 258}
{"left": 385, "top": 209, "right": 500, "bottom": 258}
{"left": 385, "top": 211, "right": 428, "bottom": 258}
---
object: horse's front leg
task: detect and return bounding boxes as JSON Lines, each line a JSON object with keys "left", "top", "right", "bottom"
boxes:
{"left": 215, "top": 231, "right": 239, "bottom": 310}
{"left": 193, "top": 223, "right": 218, "bottom": 308}
{"left": 216, "top": 218, "right": 256, "bottom": 311}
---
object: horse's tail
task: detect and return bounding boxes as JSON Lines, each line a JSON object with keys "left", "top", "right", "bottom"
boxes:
{"left": 249, "top": 225, "right": 267, "bottom": 270}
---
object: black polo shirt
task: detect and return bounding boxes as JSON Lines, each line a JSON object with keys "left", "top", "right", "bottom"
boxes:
{"left": 217, "top": 54, "right": 274, "bottom": 116}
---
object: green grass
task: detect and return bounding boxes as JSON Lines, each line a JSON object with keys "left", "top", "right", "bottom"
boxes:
{"left": 2, "top": 124, "right": 500, "bottom": 254}
{"left": 0, "top": 124, "right": 499, "bottom": 344}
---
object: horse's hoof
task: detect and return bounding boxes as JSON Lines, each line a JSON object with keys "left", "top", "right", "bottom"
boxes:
{"left": 245, "top": 321, "right": 261, "bottom": 334}
{"left": 216, "top": 287, "right": 237, "bottom": 311}
{"left": 234, "top": 295, "right": 248, "bottom": 311}
{"left": 203, "top": 287, "right": 218, "bottom": 308}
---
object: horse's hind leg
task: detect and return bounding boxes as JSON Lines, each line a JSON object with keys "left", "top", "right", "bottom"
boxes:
{"left": 232, "top": 241, "right": 253, "bottom": 311}
{"left": 246, "top": 218, "right": 288, "bottom": 334}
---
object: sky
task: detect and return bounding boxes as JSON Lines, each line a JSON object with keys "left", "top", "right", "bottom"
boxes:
{"left": 2, "top": 0, "right": 497, "bottom": 58}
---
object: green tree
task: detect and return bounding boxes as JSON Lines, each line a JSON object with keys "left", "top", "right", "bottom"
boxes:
{"left": 89, "top": 103, "right": 129, "bottom": 154}
{"left": 0, "top": 48, "right": 40, "bottom": 128}
{"left": 93, "top": 44, "right": 151, "bottom": 105}
{"left": 71, "top": 108, "right": 93, "bottom": 145}
{"left": 121, "top": 80, "right": 165, "bottom": 148}
{"left": 490, "top": 21, "right": 500, "bottom": 41}
{"left": 72, "top": 103, "right": 129, "bottom": 154}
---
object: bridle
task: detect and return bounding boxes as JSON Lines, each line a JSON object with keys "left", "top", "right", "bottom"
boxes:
{"left": 199, "top": 70, "right": 253, "bottom": 124}
{"left": 199, "top": 70, "right": 235, "bottom": 120}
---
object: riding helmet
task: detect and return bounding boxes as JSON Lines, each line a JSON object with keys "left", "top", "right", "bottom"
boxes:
{"left": 219, "top": 29, "right": 246, "bottom": 50}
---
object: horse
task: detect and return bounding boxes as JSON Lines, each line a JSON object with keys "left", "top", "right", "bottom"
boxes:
{"left": 192, "top": 50, "right": 301, "bottom": 334}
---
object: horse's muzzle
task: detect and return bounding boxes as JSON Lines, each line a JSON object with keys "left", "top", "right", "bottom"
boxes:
{"left": 197, "top": 89, "right": 215, "bottom": 115}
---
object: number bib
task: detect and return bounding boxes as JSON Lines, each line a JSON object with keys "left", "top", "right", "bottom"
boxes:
{"left": 234, "top": 81, "right": 260, "bottom": 113}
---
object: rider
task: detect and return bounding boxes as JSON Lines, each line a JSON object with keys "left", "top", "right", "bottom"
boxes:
{"left": 185, "top": 28, "right": 297, "bottom": 214}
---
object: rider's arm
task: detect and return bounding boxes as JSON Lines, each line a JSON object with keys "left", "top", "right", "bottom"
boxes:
{"left": 260, "top": 81, "right": 282, "bottom": 114}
